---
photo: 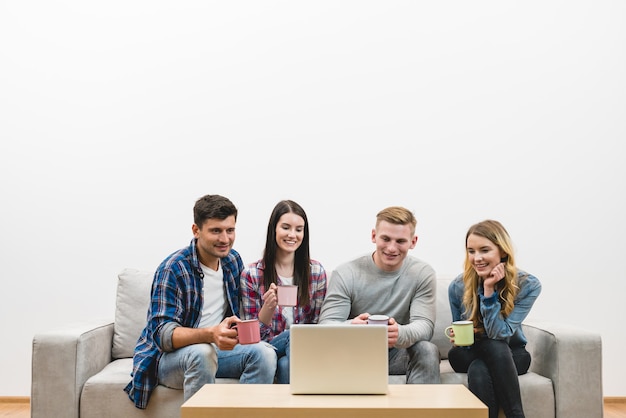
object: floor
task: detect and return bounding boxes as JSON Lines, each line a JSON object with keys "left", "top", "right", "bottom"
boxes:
{"left": 1, "top": 399, "right": 625, "bottom": 417}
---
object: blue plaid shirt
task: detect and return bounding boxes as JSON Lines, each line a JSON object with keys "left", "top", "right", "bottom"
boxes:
{"left": 124, "top": 238, "right": 244, "bottom": 409}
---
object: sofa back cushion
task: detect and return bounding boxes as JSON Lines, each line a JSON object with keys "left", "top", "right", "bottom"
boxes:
{"left": 112, "top": 268, "right": 154, "bottom": 359}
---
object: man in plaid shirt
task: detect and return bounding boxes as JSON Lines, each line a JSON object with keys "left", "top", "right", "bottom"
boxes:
{"left": 125, "top": 195, "right": 276, "bottom": 409}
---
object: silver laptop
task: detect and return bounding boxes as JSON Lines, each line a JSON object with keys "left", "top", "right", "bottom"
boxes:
{"left": 289, "top": 323, "right": 389, "bottom": 394}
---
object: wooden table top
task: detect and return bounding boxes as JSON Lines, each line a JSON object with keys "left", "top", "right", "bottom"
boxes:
{"left": 181, "top": 384, "right": 487, "bottom": 418}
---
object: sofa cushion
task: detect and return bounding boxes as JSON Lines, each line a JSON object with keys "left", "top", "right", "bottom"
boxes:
{"left": 81, "top": 359, "right": 183, "bottom": 418}
{"left": 80, "top": 359, "right": 253, "bottom": 418}
{"left": 112, "top": 268, "right": 154, "bottom": 359}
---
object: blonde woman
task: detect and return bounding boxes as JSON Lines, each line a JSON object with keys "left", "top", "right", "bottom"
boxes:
{"left": 447, "top": 220, "right": 541, "bottom": 418}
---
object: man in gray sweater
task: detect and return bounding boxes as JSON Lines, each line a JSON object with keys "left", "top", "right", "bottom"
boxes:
{"left": 319, "top": 206, "right": 440, "bottom": 383}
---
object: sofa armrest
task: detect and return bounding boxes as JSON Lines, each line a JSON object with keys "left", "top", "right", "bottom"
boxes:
{"left": 522, "top": 321, "right": 603, "bottom": 418}
{"left": 32, "top": 321, "right": 114, "bottom": 418}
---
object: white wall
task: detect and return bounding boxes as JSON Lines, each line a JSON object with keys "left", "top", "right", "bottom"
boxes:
{"left": 1, "top": 1, "right": 624, "bottom": 397}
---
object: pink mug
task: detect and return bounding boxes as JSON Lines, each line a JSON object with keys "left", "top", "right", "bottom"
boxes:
{"left": 234, "top": 319, "right": 261, "bottom": 345}
{"left": 277, "top": 285, "right": 298, "bottom": 307}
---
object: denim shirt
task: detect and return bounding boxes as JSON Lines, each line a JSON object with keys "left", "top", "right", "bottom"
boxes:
{"left": 448, "top": 270, "right": 541, "bottom": 346}
{"left": 124, "top": 239, "right": 244, "bottom": 409}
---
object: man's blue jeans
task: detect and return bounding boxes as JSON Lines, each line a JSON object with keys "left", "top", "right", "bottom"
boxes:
{"left": 158, "top": 342, "right": 277, "bottom": 402}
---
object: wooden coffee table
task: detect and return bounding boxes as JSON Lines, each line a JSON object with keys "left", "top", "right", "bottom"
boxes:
{"left": 181, "top": 384, "right": 487, "bottom": 418}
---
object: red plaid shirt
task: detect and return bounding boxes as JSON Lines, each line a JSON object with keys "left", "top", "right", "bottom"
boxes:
{"left": 240, "top": 259, "right": 327, "bottom": 341}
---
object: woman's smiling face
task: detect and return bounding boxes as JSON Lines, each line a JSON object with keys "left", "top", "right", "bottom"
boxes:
{"left": 466, "top": 233, "right": 503, "bottom": 278}
{"left": 275, "top": 212, "right": 305, "bottom": 254}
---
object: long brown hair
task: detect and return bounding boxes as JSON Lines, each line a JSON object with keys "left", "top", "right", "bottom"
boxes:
{"left": 462, "top": 220, "right": 520, "bottom": 333}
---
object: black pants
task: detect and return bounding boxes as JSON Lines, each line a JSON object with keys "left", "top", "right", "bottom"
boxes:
{"left": 448, "top": 339, "right": 530, "bottom": 418}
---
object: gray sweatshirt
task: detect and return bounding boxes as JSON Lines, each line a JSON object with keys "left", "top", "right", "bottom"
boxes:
{"left": 318, "top": 253, "right": 437, "bottom": 349}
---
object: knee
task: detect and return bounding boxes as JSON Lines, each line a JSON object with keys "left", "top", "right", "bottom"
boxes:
{"left": 467, "top": 359, "right": 490, "bottom": 387}
{"left": 411, "top": 341, "right": 441, "bottom": 363}
{"left": 185, "top": 344, "right": 218, "bottom": 375}
{"left": 448, "top": 346, "right": 471, "bottom": 373}
{"left": 514, "top": 349, "right": 531, "bottom": 375}
{"left": 251, "top": 342, "right": 278, "bottom": 369}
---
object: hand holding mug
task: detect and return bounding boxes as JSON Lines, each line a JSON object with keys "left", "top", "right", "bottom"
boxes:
{"left": 213, "top": 316, "right": 240, "bottom": 351}
{"left": 444, "top": 320, "right": 474, "bottom": 346}
{"left": 365, "top": 314, "right": 397, "bottom": 347}
{"left": 351, "top": 313, "right": 370, "bottom": 325}
{"left": 386, "top": 317, "right": 398, "bottom": 348}
{"left": 259, "top": 284, "right": 278, "bottom": 324}
{"left": 261, "top": 283, "right": 278, "bottom": 309}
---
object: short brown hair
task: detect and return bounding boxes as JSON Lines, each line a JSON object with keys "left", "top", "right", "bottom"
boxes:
{"left": 193, "top": 195, "right": 238, "bottom": 227}
{"left": 375, "top": 206, "right": 417, "bottom": 235}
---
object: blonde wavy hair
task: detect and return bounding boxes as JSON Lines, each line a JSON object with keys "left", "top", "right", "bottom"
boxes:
{"left": 462, "top": 220, "right": 520, "bottom": 333}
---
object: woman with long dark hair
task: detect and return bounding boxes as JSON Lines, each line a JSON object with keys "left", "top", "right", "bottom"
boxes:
{"left": 240, "top": 200, "right": 327, "bottom": 383}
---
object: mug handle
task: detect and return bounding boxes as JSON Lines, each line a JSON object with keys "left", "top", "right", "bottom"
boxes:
{"left": 444, "top": 326, "right": 454, "bottom": 339}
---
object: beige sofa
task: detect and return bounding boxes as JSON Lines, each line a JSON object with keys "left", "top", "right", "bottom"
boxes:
{"left": 31, "top": 268, "right": 604, "bottom": 418}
